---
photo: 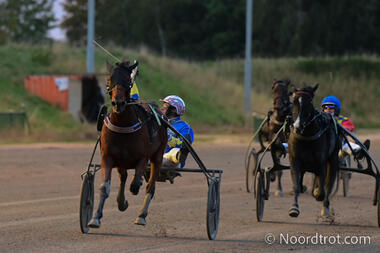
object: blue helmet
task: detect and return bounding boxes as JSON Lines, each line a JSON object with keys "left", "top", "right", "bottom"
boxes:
{"left": 321, "top": 96, "right": 341, "bottom": 115}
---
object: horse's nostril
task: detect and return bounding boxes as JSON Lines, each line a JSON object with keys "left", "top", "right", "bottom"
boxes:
{"left": 112, "top": 101, "right": 116, "bottom": 106}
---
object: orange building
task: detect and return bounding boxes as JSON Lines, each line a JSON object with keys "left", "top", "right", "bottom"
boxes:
{"left": 25, "top": 75, "right": 104, "bottom": 122}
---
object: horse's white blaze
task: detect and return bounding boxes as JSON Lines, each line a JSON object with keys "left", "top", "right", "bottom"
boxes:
{"left": 293, "top": 97, "right": 302, "bottom": 129}
{"left": 293, "top": 116, "right": 300, "bottom": 129}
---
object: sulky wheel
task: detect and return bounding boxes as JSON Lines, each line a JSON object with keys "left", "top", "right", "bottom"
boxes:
{"left": 246, "top": 149, "right": 258, "bottom": 193}
{"left": 255, "top": 170, "right": 265, "bottom": 222}
{"left": 79, "top": 172, "right": 95, "bottom": 234}
{"left": 377, "top": 184, "right": 380, "bottom": 228}
{"left": 207, "top": 177, "right": 220, "bottom": 240}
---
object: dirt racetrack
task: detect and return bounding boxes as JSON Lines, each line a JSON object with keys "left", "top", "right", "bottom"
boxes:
{"left": 1, "top": 134, "right": 380, "bottom": 253}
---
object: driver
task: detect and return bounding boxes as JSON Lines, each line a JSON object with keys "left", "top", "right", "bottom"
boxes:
{"left": 160, "top": 95, "right": 194, "bottom": 168}
{"left": 321, "top": 96, "right": 370, "bottom": 159}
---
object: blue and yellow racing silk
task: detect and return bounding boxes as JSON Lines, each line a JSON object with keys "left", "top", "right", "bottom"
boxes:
{"left": 130, "top": 82, "right": 139, "bottom": 100}
{"left": 166, "top": 117, "right": 194, "bottom": 168}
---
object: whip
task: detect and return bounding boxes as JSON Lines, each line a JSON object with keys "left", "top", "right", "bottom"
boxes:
{"left": 93, "top": 40, "right": 121, "bottom": 62}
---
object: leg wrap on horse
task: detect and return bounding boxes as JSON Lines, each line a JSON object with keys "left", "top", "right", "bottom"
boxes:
{"left": 139, "top": 193, "right": 153, "bottom": 218}
{"left": 100, "top": 180, "right": 111, "bottom": 199}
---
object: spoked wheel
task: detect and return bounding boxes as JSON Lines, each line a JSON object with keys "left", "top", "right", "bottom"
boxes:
{"left": 79, "top": 172, "right": 95, "bottom": 234}
{"left": 207, "top": 177, "right": 220, "bottom": 240}
{"left": 246, "top": 149, "right": 258, "bottom": 193}
{"left": 255, "top": 170, "right": 265, "bottom": 221}
{"left": 377, "top": 184, "right": 380, "bottom": 228}
{"left": 341, "top": 172, "right": 351, "bottom": 197}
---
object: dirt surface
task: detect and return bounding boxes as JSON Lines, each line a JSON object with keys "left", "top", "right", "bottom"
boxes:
{"left": 1, "top": 135, "right": 380, "bottom": 252}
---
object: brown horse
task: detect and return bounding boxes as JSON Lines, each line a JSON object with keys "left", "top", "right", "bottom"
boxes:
{"left": 288, "top": 83, "right": 339, "bottom": 218}
{"left": 258, "top": 79, "right": 292, "bottom": 196}
{"left": 88, "top": 61, "right": 167, "bottom": 228}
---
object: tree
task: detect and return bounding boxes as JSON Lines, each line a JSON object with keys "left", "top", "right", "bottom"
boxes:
{"left": 60, "top": 0, "right": 87, "bottom": 46}
{"left": 0, "top": 0, "right": 55, "bottom": 44}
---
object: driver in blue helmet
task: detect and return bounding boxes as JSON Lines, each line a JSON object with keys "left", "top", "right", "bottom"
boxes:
{"left": 321, "top": 96, "right": 370, "bottom": 159}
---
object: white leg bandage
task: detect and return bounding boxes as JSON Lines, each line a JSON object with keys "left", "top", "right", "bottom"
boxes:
{"left": 342, "top": 142, "right": 361, "bottom": 155}
{"left": 163, "top": 148, "right": 180, "bottom": 167}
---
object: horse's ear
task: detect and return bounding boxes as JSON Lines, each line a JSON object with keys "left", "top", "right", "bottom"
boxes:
{"left": 285, "top": 79, "right": 291, "bottom": 86}
{"left": 130, "top": 60, "right": 139, "bottom": 82}
{"left": 128, "top": 60, "right": 139, "bottom": 71}
{"left": 106, "top": 61, "right": 113, "bottom": 73}
{"left": 272, "top": 78, "right": 277, "bottom": 89}
{"left": 312, "top": 83, "right": 319, "bottom": 93}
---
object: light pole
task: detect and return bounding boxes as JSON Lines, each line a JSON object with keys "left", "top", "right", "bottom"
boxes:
{"left": 244, "top": 0, "right": 253, "bottom": 120}
{"left": 87, "top": 0, "right": 95, "bottom": 74}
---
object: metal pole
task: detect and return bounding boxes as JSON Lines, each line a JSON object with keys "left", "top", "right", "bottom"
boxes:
{"left": 87, "top": 0, "right": 95, "bottom": 74}
{"left": 244, "top": 0, "right": 253, "bottom": 118}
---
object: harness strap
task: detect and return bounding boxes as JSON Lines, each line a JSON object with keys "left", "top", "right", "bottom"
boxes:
{"left": 292, "top": 126, "right": 328, "bottom": 141}
{"left": 330, "top": 113, "right": 338, "bottom": 135}
{"left": 104, "top": 116, "right": 142, "bottom": 134}
{"left": 269, "top": 116, "right": 284, "bottom": 126}
{"left": 148, "top": 104, "right": 162, "bottom": 127}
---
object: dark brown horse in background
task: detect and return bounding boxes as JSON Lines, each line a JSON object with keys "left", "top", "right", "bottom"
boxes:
{"left": 258, "top": 79, "right": 292, "bottom": 196}
{"left": 288, "top": 83, "right": 340, "bottom": 218}
{"left": 88, "top": 61, "right": 167, "bottom": 228}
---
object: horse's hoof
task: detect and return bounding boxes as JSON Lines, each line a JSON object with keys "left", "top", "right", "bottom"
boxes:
{"left": 88, "top": 218, "right": 101, "bottom": 228}
{"left": 270, "top": 172, "right": 276, "bottom": 182}
{"left": 134, "top": 217, "right": 146, "bottom": 226}
{"left": 316, "top": 191, "right": 325, "bottom": 202}
{"left": 288, "top": 206, "right": 300, "bottom": 218}
{"left": 274, "top": 190, "right": 284, "bottom": 197}
{"left": 321, "top": 207, "right": 330, "bottom": 217}
{"left": 130, "top": 184, "right": 140, "bottom": 195}
{"left": 118, "top": 200, "right": 129, "bottom": 212}
{"left": 313, "top": 188, "right": 325, "bottom": 201}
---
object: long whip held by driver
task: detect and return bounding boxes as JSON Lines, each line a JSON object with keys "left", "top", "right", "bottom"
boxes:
{"left": 93, "top": 40, "right": 121, "bottom": 62}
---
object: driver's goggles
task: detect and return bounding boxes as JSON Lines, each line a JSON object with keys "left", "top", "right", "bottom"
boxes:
{"left": 322, "top": 104, "right": 336, "bottom": 110}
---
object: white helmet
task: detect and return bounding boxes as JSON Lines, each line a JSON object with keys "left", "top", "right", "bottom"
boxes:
{"left": 160, "top": 95, "right": 186, "bottom": 116}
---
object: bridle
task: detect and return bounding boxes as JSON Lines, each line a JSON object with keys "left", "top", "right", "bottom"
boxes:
{"left": 292, "top": 90, "right": 322, "bottom": 135}
{"left": 104, "top": 62, "right": 145, "bottom": 133}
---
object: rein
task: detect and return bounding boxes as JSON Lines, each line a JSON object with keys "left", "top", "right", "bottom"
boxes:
{"left": 291, "top": 111, "right": 328, "bottom": 141}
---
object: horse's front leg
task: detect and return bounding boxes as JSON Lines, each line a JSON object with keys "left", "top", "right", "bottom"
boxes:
{"left": 130, "top": 158, "right": 148, "bottom": 195}
{"left": 321, "top": 161, "right": 338, "bottom": 217}
{"left": 270, "top": 147, "right": 283, "bottom": 197}
{"left": 117, "top": 168, "right": 129, "bottom": 211}
{"left": 88, "top": 160, "right": 112, "bottom": 228}
{"left": 135, "top": 157, "right": 161, "bottom": 226}
{"left": 289, "top": 160, "right": 301, "bottom": 217}
{"left": 314, "top": 164, "right": 326, "bottom": 202}
{"left": 299, "top": 171, "right": 307, "bottom": 193}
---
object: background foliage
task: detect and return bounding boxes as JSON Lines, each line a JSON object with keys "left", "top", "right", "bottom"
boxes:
{"left": 60, "top": 0, "right": 380, "bottom": 59}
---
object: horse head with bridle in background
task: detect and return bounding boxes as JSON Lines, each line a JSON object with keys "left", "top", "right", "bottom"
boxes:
{"left": 88, "top": 60, "right": 167, "bottom": 228}
{"left": 288, "top": 83, "right": 340, "bottom": 218}
{"left": 259, "top": 78, "right": 292, "bottom": 197}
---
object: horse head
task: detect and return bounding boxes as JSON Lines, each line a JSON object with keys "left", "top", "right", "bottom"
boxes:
{"left": 291, "top": 82, "right": 319, "bottom": 134}
{"left": 272, "top": 78, "right": 292, "bottom": 119}
{"left": 106, "top": 61, "right": 138, "bottom": 114}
